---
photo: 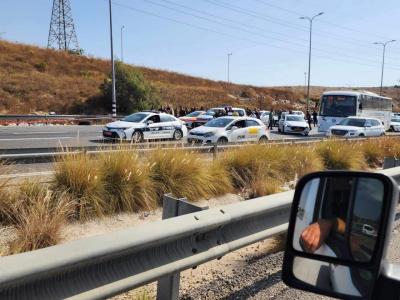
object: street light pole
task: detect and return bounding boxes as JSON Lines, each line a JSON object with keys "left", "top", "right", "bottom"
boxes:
{"left": 108, "top": 0, "right": 117, "bottom": 118}
{"left": 120, "top": 25, "right": 125, "bottom": 63}
{"left": 374, "top": 40, "right": 396, "bottom": 96}
{"left": 227, "top": 53, "right": 232, "bottom": 83}
{"left": 300, "top": 12, "right": 324, "bottom": 112}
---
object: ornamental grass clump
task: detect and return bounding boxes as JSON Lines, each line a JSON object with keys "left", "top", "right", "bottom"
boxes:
{"left": 3, "top": 181, "right": 73, "bottom": 255}
{"left": 146, "top": 149, "right": 230, "bottom": 202}
{"left": 317, "top": 140, "right": 366, "bottom": 170}
{"left": 52, "top": 153, "right": 106, "bottom": 220}
{"left": 98, "top": 150, "right": 157, "bottom": 213}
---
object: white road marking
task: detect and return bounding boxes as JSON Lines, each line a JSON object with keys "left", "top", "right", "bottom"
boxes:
{"left": 0, "top": 137, "right": 73, "bottom": 141}
{"left": 11, "top": 131, "right": 68, "bottom": 135}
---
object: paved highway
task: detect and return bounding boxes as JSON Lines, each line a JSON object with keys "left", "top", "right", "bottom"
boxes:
{"left": 0, "top": 125, "right": 323, "bottom": 152}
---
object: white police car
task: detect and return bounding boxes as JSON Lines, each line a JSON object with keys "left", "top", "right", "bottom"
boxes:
{"left": 102, "top": 112, "right": 187, "bottom": 142}
{"left": 187, "top": 116, "right": 269, "bottom": 144}
{"left": 278, "top": 114, "right": 310, "bottom": 136}
{"left": 389, "top": 116, "right": 400, "bottom": 132}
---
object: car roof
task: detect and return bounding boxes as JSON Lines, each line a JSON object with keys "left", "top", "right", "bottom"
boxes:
{"left": 346, "top": 116, "right": 380, "bottom": 120}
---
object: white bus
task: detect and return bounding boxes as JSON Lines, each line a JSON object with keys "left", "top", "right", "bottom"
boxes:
{"left": 318, "top": 91, "right": 392, "bottom": 132}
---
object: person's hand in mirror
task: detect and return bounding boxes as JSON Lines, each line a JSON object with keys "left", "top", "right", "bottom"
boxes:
{"left": 300, "top": 218, "right": 346, "bottom": 253}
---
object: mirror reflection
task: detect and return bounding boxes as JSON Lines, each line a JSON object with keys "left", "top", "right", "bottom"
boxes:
{"left": 292, "top": 256, "right": 372, "bottom": 298}
{"left": 293, "top": 176, "right": 384, "bottom": 262}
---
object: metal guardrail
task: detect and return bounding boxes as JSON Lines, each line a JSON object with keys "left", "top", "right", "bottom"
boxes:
{"left": 0, "top": 167, "right": 399, "bottom": 299}
{"left": 1, "top": 134, "right": 398, "bottom": 164}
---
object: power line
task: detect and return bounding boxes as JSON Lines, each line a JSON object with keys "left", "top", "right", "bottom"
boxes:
{"left": 140, "top": 0, "right": 400, "bottom": 68}
{"left": 203, "top": 0, "right": 400, "bottom": 55}
{"left": 112, "top": 1, "right": 400, "bottom": 72}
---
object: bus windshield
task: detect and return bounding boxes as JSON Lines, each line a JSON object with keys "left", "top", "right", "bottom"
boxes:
{"left": 320, "top": 95, "right": 357, "bottom": 117}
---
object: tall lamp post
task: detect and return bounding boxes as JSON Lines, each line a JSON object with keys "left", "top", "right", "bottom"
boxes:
{"left": 120, "top": 25, "right": 125, "bottom": 62}
{"left": 108, "top": 0, "right": 117, "bottom": 118}
{"left": 373, "top": 39, "right": 396, "bottom": 96}
{"left": 227, "top": 53, "right": 232, "bottom": 83}
{"left": 300, "top": 12, "right": 324, "bottom": 112}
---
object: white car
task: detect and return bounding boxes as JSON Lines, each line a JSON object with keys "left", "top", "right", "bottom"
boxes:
{"left": 187, "top": 116, "right": 269, "bottom": 144}
{"left": 326, "top": 117, "right": 385, "bottom": 137}
{"left": 291, "top": 110, "right": 306, "bottom": 119}
{"left": 102, "top": 112, "right": 187, "bottom": 142}
{"left": 389, "top": 116, "right": 400, "bottom": 132}
{"left": 278, "top": 114, "right": 310, "bottom": 136}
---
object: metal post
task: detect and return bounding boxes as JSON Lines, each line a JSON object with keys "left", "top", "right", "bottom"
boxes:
{"left": 120, "top": 25, "right": 125, "bottom": 62}
{"left": 300, "top": 12, "right": 324, "bottom": 113}
{"left": 227, "top": 53, "right": 232, "bottom": 83}
{"left": 156, "top": 194, "right": 207, "bottom": 300}
{"left": 108, "top": 0, "right": 117, "bottom": 118}
{"left": 374, "top": 40, "right": 396, "bottom": 96}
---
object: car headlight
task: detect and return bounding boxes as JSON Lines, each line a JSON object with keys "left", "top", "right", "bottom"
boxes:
{"left": 203, "top": 132, "right": 215, "bottom": 137}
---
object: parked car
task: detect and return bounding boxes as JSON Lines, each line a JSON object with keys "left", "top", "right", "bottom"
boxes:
{"left": 389, "top": 116, "right": 400, "bottom": 132}
{"left": 193, "top": 106, "right": 246, "bottom": 127}
{"left": 102, "top": 112, "right": 187, "bottom": 142}
{"left": 179, "top": 111, "right": 206, "bottom": 129}
{"left": 291, "top": 110, "right": 306, "bottom": 119}
{"left": 326, "top": 117, "right": 385, "bottom": 137}
{"left": 278, "top": 114, "right": 310, "bottom": 136}
{"left": 187, "top": 116, "right": 269, "bottom": 144}
{"left": 260, "top": 111, "right": 271, "bottom": 126}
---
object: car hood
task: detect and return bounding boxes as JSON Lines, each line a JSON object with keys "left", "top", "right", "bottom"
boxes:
{"left": 189, "top": 126, "right": 221, "bottom": 134}
{"left": 105, "top": 120, "right": 143, "bottom": 129}
{"left": 285, "top": 121, "right": 307, "bottom": 127}
{"left": 329, "top": 125, "right": 362, "bottom": 131}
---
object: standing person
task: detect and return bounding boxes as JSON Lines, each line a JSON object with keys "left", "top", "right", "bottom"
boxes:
{"left": 306, "top": 110, "right": 312, "bottom": 130}
{"left": 312, "top": 110, "right": 318, "bottom": 127}
{"left": 268, "top": 109, "right": 274, "bottom": 130}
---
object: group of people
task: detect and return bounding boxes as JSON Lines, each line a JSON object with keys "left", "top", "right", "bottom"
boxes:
{"left": 267, "top": 109, "right": 319, "bottom": 130}
{"left": 155, "top": 105, "right": 320, "bottom": 131}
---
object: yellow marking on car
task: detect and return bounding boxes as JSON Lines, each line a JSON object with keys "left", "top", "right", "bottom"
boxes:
{"left": 248, "top": 128, "right": 259, "bottom": 134}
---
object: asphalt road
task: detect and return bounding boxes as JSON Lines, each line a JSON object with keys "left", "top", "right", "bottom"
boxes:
{"left": 0, "top": 125, "right": 323, "bottom": 151}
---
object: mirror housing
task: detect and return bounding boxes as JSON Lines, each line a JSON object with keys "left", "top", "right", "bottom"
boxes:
{"left": 147, "top": 120, "right": 154, "bottom": 125}
{"left": 282, "top": 171, "right": 398, "bottom": 299}
{"left": 230, "top": 126, "right": 239, "bottom": 131}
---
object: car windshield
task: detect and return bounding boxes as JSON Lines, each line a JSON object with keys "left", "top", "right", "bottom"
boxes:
{"left": 338, "top": 118, "right": 366, "bottom": 127}
{"left": 205, "top": 110, "right": 217, "bottom": 116}
{"left": 320, "top": 95, "right": 357, "bottom": 117}
{"left": 186, "top": 111, "right": 202, "bottom": 117}
{"left": 121, "top": 113, "right": 149, "bottom": 123}
{"left": 205, "top": 118, "right": 234, "bottom": 128}
{"left": 286, "top": 116, "right": 304, "bottom": 122}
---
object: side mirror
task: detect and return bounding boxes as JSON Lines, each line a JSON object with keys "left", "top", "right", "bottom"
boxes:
{"left": 282, "top": 171, "right": 398, "bottom": 299}
{"left": 230, "top": 126, "right": 239, "bottom": 131}
{"left": 147, "top": 120, "right": 154, "bottom": 125}
{"left": 365, "top": 124, "right": 372, "bottom": 128}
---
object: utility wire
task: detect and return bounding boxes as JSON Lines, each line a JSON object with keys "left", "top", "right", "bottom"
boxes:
{"left": 111, "top": 0, "right": 400, "bottom": 71}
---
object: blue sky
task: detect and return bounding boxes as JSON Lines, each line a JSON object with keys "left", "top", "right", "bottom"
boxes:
{"left": 1, "top": 0, "right": 400, "bottom": 87}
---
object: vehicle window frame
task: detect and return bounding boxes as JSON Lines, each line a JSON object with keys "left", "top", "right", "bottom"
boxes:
{"left": 245, "top": 119, "right": 260, "bottom": 127}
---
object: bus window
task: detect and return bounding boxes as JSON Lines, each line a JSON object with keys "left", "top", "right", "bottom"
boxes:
{"left": 320, "top": 95, "right": 357, "bottom": 117}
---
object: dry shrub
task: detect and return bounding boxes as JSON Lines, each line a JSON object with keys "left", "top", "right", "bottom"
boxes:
{"left": 378, "top": 137, "right": 400, "bottom": 158}
{"left": 99, "top": 151, "right": 156, "bottom": 213}
{"left": 146, "top": 149, "right": 229, "bottom": 202}
{"left": 317, "top": 140, "right": 366, "bottom": 170}
{"left": 52, "top": 153, "right": 106, "bottom": 220}
{"left": 277, "top": 145, "right": 324, "bottom": 180}
{"left": 4, "top": 181, "right": 73, "bottom": 255}
{"left": 219, "top": 145, "right": 284, "bottom": 196}
{"left": 361, "top": 140, "right": 385, "bottom": 167}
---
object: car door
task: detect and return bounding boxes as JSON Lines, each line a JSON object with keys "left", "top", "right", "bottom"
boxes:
{"left": 227, "top": 120, "right": 247, "bottom": 142}
{"left": 371, "top": 119, "right": 383, "bottom": 136}
{"left": 143, "top": 115, "right": 162, "bottom": 140}
{"left": 245, "top": 119, "right": 262, "bottom": 141}
{"left": 159, "top": 115, "right": 177, "bottom": 139}
{"left": 364, "top": 119, "right": 374, "bottom": 136}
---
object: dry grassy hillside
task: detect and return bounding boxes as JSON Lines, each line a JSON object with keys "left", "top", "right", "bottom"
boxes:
{"left": 0, "top": 40, "right": 398, "bottom": 114}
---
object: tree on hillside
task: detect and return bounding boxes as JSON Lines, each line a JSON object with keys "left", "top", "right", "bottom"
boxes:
{"left": 100, "top": 62, "right": 159, "bottom": 114}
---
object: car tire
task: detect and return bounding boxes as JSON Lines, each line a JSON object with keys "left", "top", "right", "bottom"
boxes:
{"left": 304, "top": 132, "right": 309, "bottom": 136}
{"left": 258, "top": 136, "right": 268, "bottom": 143}
{"left": 173, "top": 129, "right": 183, "bottom": 140}
{"left": 359, "top": 133, "right": 365, "bottom": 137}
{"left": 389, "top": 126, "right": 394, "bottom": 132}
{"left": 278, "top": 126, "right": 281, "bottom": 133}
{"left": 217, "top": 137, "right": 228, "bottom": 144}
{"left": 131, "top": 131, "right": 143, "bottom": 143}
{"left": 282, "top": 126, "right": 285, "bottom": 134}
